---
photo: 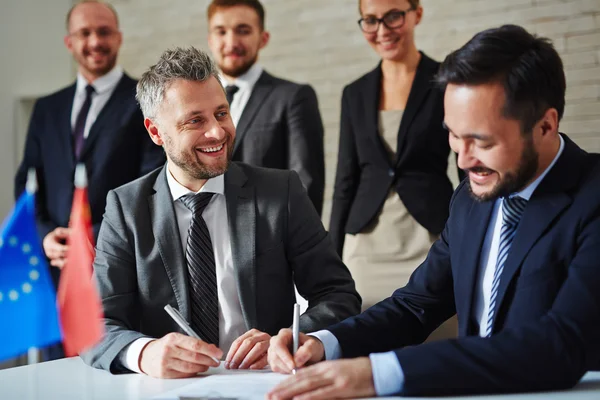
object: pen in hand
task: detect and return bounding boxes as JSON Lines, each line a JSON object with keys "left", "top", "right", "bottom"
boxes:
{"left": 291, "top": 303, "right": 300, "bottom": 375}
{"left": 164, "top": 304, "right": 220, "bottom": 364}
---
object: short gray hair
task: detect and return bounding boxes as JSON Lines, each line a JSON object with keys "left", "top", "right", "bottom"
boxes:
{"left": 136, "top": 47, "right": 222, "bottom": 119}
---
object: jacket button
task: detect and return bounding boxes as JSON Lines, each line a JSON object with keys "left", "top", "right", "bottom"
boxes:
{"left": 388, "top": 169, "right": 394, "bottom": 177}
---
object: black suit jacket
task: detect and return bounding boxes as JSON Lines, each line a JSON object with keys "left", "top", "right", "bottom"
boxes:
{"left": 327, "top": 135, "right": 600, "bottom": 396}
{"left": 329, "top": 53, "right": 457, "bottom": 255}
{"left": 14, "top": 73, "right": 165, "bottom": 259}
{"left": 232, "top": 70, "right": 325, "bottom": 215}
{"left": 81, "top": 163, "right": 360, "bottom": 371}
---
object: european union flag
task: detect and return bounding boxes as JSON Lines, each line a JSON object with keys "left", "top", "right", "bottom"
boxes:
{"left": 0, "top": 190, "right": 61, "bottom": 361}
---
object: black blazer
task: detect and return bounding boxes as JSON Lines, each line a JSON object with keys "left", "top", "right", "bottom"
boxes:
{"left": 14, "top": 73, "right": 165, "bottom": 248}
{"left": 232, "top": 70, "right": 325, "bottom": 215}
{"left": 328, "top": 135, "right": 600, "bottom": 396}
{"left": 329, "top": 53, "right": 456, "bottom": 255}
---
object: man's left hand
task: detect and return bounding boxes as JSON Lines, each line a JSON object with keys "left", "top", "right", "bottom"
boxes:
{"left": 266, "top": 357, "right": 376, "bottom": 400}
{"left": 225, "top": 329, "right": 270, "bottom": 370}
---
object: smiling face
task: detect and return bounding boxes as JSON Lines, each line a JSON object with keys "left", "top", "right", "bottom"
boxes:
{"left": 445, "top": 82, "right": 542, "bottom": 202}
{"left": 144, "top": 77, "right": 235, "bottom": 190}
{"left": 64, "top": 2, "right": 122, "bottom": 82}
{"left": 359, "top": 0, "right": 421, "bottom": 61}
{"left": 207, "top": 5, "right": 269, "bottom": 79}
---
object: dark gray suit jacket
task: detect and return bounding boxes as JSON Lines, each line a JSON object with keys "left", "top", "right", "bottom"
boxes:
{"left": 232, "top": 71, "right": 325, "bottom": 215}
{"left": 82, "top": 162, "right": 360, "bottom": 372}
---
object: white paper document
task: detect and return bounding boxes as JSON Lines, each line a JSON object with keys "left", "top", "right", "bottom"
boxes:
{"left": 153, "top": 368, "right": 288, "bottom": 400}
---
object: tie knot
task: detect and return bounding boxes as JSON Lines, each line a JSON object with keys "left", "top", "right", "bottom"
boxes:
{"left": 225, "top": 85, "right": 239, "bottom": 104}
{"left": 180, "top": 192, "right": 215, "bottom": 215}
{"left": 85, "top": 84, "right": 96, "bottom": 97}
{"left": 502, "top": 196, "right": 528, "bottom": 226}
{"left": 225, "top": 85, "right": 239, "bottom": 96}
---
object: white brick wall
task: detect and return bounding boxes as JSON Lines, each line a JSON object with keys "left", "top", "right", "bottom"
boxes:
{"left": 113, "top": 0, "right": 600, "bottom": 225}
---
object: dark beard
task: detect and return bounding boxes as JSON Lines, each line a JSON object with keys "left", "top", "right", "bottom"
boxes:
{"left": 467, "top": 136, "right": 539, "bottom": 202}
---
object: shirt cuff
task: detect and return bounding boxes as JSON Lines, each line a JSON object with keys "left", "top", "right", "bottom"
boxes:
{"left": 369, "top": 351, "right": 405, "bottom": 396}
{"left": 119, "top": 337, "right": 155, "bottom": 374}
{"left": 308, "top": 330, "right": 342, "bottom": 360}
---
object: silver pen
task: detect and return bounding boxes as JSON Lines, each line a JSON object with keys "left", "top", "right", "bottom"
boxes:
{"left": 291, "top": 303, "right": 300, "bottom": 375}
{"left": 164, "top": 304, "right": 220, "bottom": 364}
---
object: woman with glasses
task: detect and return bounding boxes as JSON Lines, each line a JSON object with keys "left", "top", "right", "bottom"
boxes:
{"left": 330, "top": 0, "right": 459, "bottom": 325}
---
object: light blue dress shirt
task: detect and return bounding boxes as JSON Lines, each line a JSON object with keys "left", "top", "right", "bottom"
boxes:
{"left": 310, "top": 135, "right": 565, "bottom": 396}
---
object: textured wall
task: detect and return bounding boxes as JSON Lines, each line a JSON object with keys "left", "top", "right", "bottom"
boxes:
{"left": 1, "top": 0, "right": 74, "bottom": 218}
{"left": 113, "top": 0, "right": 600, "bottom": 225}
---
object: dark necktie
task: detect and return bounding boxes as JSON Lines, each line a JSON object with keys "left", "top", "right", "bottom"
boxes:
{"left": 73, "top": 84, "right": 95, "bottom": 159}
{"left": 485, "top": 196, "right": 528, "bottom": 337}
{"left": 225, "top": 85, "right": 239, "bottom": 105}
{"left": 180, "top": 192, "right": 219, "bottom": 345}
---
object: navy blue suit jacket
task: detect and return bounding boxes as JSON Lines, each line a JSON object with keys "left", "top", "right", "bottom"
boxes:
{"left": 328, "top": 134, "right": 600, "bottom": 396}
{"left": 14, "top": 74, "right": 165, "bottom": 257}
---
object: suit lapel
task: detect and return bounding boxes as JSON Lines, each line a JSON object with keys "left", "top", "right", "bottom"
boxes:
{"left": 395, "top": 53, "right": 434, "bottom": 164}
{"left": 360, "top": 65, "right": 391, "bottom": 167}
{"left": 492, "top": 136, "right": 584, "bottom": 327}
{"left": 60, "top": 84, "right": 77, "bottom": 169}
{"left": 149, "top": 167, "right": 190, "bottom": 319}
{"left": 456, "top": 198, "right": 494, "bottom": 336}
{"left": 79, "top": 75, "right": 135, "bottom": 160}
{"left": 233, "top": 72, "right": 276, "bottom": 155}
{"left": 224, "top": 163, "right": 257, "bottom": 329}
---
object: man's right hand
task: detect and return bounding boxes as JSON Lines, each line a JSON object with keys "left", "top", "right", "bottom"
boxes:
{"left": 43, "top": 227, "right": 70, "bottom": 269}
{"left": 268, "top": 328, "right": 325, "bottom": 374}
{"left": 139, "top": 332, "right": 222, "bottom": 378}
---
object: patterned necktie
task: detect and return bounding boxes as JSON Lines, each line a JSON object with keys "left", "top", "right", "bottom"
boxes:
{"left": 73, "top": 84, "right": 95, "bottom": 159}
{"left": 485, "top": 196, "right": 528, "bottom": 337}
{"left": 225, "top": 85, "right": 239, "bottom": 105}
{"left": 180, "top": 192, "right": 219, "bottom": 345}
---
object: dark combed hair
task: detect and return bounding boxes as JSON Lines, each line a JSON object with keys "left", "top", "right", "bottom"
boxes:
{"left": 207, "top": 0, "right": 265, "bottom": 30}
{"left": 436, "top": 24, "right": 566, "bottom": 134}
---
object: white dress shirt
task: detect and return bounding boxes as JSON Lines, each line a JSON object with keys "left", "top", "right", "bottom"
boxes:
{"left": 219, "top": 63, "right": 263, "bottom": 126}
{"left": 71, "top": 65, "right": 123, "bottom": 139}
{"left": 120, "top": 166, "right": 246, "bottom": 373}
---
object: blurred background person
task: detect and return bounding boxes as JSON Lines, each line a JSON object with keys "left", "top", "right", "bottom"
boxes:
{"left": 13, "top": 0, "right": 165, "bottom": 361}
{"left": 329, "top": 0, "right": 460, "bottom": 330}
{"left": 206, "top": 0, "right": 325, "bottom": 215}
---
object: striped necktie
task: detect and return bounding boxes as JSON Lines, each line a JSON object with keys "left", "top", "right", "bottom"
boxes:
{"left": 180, "top": 192, "right": 219, "bottom": 345}
{"left": 485, "top": 196, "right": 528, "bottom": 337}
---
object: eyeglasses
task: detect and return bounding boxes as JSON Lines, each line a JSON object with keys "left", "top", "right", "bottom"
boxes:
{"left": 69, "top": 27, "right": 118, "bottom": 40}
{"left": 357, "top": 7, "right": 415, "bottom": 33}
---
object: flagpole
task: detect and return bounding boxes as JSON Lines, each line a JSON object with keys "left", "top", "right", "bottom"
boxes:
{"left": 75, "top": 163, "right": 93, "bottom": 400}
{"left": 26, "top": 169, "right": 40, "bottom": 366}
{"left": 75, "top": 163, "right": 87, "bottom": 189}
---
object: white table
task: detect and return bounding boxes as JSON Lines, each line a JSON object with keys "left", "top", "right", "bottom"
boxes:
{"left": 1, "top": 357, "right": 600, "bottom": 400}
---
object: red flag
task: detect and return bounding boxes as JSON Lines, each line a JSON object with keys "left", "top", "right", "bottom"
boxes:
{"left": 57, "top": 165, "right": 103, "bottom": 356}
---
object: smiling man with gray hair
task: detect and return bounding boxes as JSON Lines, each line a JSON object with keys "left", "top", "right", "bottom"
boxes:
{"left": 81, "top": 46, "right": 360, "bottom": 378}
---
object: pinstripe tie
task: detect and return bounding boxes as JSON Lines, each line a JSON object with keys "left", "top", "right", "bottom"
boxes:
{"left": 485, "top": 196, "right": 528, "bottom": 337}
{"left": 180, "top": 192, "right": 219, "bottom": 346}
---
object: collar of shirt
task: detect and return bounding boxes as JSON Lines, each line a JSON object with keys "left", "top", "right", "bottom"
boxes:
{"left": 510, "top": 134, "right": 565, "bottom": 201}
{"left": 75, "top": 65, "right": 124, "bottom": 95}
{"left": 165, "top": 164, "right": 225, "bottom": 201}
{"left": 219, "top": 63, "right": 263, "bottom": 93}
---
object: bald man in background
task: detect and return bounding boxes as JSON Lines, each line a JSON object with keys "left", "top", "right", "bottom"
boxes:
{"left": 14, "top": 0, "right": 165, "bottom": 361}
